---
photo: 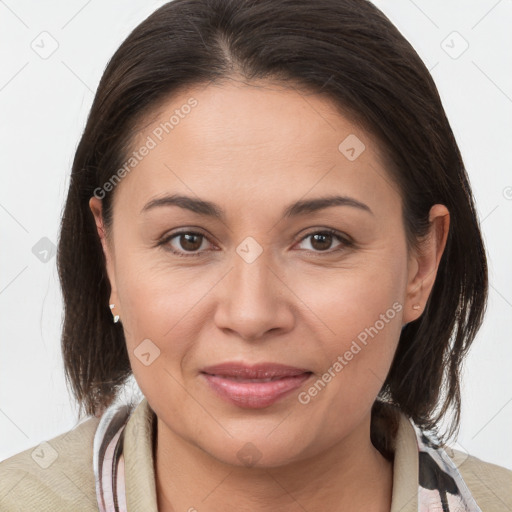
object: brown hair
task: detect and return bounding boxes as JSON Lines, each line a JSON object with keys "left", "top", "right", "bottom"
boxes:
{"left": 57, "top": 0, "right": 487, "bottom": 442}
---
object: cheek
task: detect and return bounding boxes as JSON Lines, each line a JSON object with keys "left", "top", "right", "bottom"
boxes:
{"left": 293, "top": 249, "right": 406, "bottom": 406}
{"left": 114, "top": 251, "right": 215, "bottom": 357}
{"left": 293, "top": 248, "right": 406, "bottom": 342}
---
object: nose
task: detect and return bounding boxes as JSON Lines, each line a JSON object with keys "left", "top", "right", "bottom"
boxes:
{"left": 213, "top": 249, "right": 295, "bottom": 342}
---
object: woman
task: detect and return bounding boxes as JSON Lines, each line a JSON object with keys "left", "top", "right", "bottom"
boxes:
{"left": 1, "top": 0, "right": 510, "bottom": 510}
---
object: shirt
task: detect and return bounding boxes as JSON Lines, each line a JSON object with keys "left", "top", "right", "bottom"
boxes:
{"left": 1, "top": 396, "right": 511, "bottom": 511}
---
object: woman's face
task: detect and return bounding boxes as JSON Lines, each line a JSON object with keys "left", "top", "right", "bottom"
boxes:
{"left": 90, "top": 81, "right": 441, "bottom": 467}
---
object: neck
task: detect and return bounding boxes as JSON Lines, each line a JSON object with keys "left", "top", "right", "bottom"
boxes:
{"left": 154, "top": 411, "right": 393, "bottom": 512}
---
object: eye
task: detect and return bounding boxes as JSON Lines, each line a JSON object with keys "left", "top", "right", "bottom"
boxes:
{"left": 158, "top": 230, "right": 213, "bottom": 257}
{"left": 294, "top": 229, "right": 352, "bottom": 254}
{"left": 158, "top": 228, "right": 352, "bottom": 258}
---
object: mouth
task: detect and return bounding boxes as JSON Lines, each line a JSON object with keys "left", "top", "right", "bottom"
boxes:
{"left": 200, "top": 362, "right": 313, "bottom": 409}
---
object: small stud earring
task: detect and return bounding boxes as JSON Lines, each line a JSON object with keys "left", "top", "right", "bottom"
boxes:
{"left": 412, "top": 304, "right": 421, "bottom": 310}
{"left": 109, "top": 303, "right": 120, "bottom": 323}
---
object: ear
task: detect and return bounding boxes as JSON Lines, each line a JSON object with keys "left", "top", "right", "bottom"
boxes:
{"left": 89, "top": 196, "right": 119, "bottom": 310}
{"left": 402, "top": 204, "right": 450, "bottom": 325}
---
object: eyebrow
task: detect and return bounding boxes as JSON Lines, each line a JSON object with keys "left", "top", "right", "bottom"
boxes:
{"left": 140, "top": 193, "right": 373, "bottom": 219}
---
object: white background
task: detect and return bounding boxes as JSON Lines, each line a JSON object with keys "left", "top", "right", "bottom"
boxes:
{"left": 1, "top": 0, "right": 511, "bottom": 470}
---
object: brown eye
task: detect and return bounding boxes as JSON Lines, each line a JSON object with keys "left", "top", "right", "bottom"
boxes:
{"left": 310, "top": 232, "right": 335, "bottom": 251}
{"left": 177, "top": 233, "right": 203, "bottom": 251}
{"left": 160, "top": 231, "right": 212, "bottom": 257}
{"left": 296, "top": 229, "right": 351, "bottom": 254}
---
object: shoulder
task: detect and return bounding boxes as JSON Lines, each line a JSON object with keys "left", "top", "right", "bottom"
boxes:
{"left": 0, "top": 414, "right": 100, "bottom": 512}
{"left": 446, "top": 447, "right": 512, "bottom": 509}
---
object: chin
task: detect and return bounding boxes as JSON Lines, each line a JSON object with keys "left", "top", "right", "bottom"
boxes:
{"left": 194, "top": 427, "right": 317, "bottom": 470}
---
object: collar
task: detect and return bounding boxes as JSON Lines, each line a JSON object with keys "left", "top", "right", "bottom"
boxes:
{"left": 93, "top": 397, "right": 482, "bottom": 512}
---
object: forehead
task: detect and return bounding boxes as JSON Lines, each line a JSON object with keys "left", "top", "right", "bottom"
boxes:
{"left": 134, "top": 80, "right": 380, "bottom": 163}
{"left": 113, "top": 80, "right": 399, "bottom": 217}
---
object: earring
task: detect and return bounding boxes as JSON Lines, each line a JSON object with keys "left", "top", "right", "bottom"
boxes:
{"left": 412, "top": 304, "right": 421, "bottom": 310}
{"left": 109, "top": 303, "right": 120, "bottom": 323}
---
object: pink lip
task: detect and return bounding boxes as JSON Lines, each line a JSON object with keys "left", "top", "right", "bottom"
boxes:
{"left": 200, "top": 362, "right": 313, "bottom": 409}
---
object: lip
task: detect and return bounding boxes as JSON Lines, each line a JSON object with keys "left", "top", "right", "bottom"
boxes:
{"left": 201, "top": 362, "right": 311, "bottom": 379}
{"left": 200, "top": 362, "right": 313, "bottom": 409}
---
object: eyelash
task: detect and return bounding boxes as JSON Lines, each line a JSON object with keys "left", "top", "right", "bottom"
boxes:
{"left": 157, "top": 228, "right": 354, "bottom": 258}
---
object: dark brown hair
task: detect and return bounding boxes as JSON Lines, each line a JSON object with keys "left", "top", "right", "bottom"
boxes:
{"left": 57, "top": 0, "right": 488, "bottom": 442}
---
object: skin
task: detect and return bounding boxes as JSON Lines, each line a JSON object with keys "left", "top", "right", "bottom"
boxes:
{"left": 90, "top": 80, "right": 449, "bottom": 511}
